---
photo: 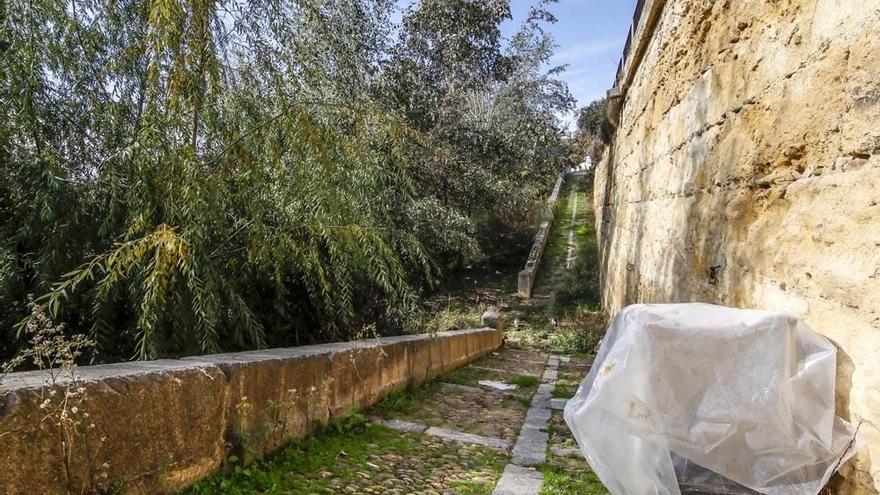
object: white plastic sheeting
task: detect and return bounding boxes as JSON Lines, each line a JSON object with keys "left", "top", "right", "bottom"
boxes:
{"left": 564, "top": 303, "right": 858, "bottom": 495}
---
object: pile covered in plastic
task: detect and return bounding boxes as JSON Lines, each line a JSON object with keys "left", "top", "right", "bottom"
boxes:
{"left": 564, "top": 303, "right": 858, "bottom": 495}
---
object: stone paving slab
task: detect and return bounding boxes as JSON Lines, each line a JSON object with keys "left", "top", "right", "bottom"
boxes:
{"left": 443, "top": 366, "right": 539, "bottom": 399}
{"left": 370, "top": 417, "right": 513, "bottom": 451}
{"left": 511, "top": 427, "right": 550, "bottom": 466}
{"left": 551, "top": 446, "right": 584, "bottom": 459}
{"left": 424, "top": 426, "right": 512, "bottom": 450}
{"left": 531, "top": 383, "right": 553, "bottom": 408}
{"left": 522, "top": 406, "right": 552, "bottom": 430}
{"left": 502, "top": 347, "right": 558, "bottom": 481}
{"left": 369, "top": 417, "right": 428, "bottom": 433}
{"left": 367, "top": 346, "right": 595, "bottom": 494}
{"left": 439, "top": 381, "right": 521, "bottom": 397}
{"left": 477, "top": 356, "right": 547, "bottom": 374}
{"left": 471, "top": 365, "right": 541, "bottom": 377}
{"left": 492, "top": 464, "right": 543, "bottom": 495}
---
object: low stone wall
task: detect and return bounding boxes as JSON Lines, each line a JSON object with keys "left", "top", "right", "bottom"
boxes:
{"left": 518, "top": 174, "right": 566, "bottom": 298}
{"left": 0, "top": 328, "right": 501, "bottom": 494}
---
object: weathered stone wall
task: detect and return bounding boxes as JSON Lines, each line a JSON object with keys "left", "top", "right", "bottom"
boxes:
{"left": 595, "top": 1, "right": 880, "bottom": 493}
{"left": 0, "top": 328, "right": 501, "bottom": 494}
{"left": 519, "top": 173, "right": 566, "bottom": 298}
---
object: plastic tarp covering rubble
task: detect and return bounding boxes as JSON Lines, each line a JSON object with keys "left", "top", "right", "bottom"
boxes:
{"left": 564, "top": 303, "right": 858, "bottom": 495}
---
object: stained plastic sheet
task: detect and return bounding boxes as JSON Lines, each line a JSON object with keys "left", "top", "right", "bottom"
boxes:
{"left": 564, "top": 303, "right": 858, "bottom": 495}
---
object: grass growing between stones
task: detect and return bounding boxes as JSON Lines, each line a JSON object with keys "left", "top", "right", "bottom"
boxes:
{"left": 442, "top": 366, "right": 539, "bottom": 397}
{"left": 443, "top": 366, "right": 487, "bottom": 386}
{"left": 546, "top": 411, "right": 578, "bottom": 450}
{"left": 552, "top": 379, "right": 578, "bottom": 399}
{"left": 541, "top": 411, "right": 608, "bottom": 495}
{"left": 540, "top": 462, "right": 607, "bottom": 495}
{"left": 376, "top": 382, "right": 531, "bottom": 441}
{"left": 509, "top": 374, "right": 539, "bottom": 387}
{"left": 370, "top": 382, "right": 440, "bottom": 417}
{"left": 185, "top": 420, "right": 508, "bottom": 495}
{"left": 532, "top": 174, "right": 592, "bottom": 304}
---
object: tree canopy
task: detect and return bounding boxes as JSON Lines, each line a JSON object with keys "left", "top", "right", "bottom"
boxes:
{"left": 570, "top": 97, "right": 607, "bottom": 165}
{"left": 0, "top": 0, "right": 573, "bottom": 362}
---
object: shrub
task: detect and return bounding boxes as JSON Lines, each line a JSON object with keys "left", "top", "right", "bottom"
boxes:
{"left": 549, "top": 309, "right": 606, "bottom": 356}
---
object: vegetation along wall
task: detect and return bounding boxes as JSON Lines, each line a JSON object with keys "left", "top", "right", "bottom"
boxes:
{"left": 595, "top": 0, "right": 880, "bottom": 493}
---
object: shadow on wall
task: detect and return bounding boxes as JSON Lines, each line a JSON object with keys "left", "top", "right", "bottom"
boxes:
{"left": 597, "top": 137, "right": 617, "bottom": 312}
{"left": 826, "top": 343, "right": 873, "bottom": 493}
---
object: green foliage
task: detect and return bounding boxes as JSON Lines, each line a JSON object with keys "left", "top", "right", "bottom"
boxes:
{"left": 441, "top": 366, "right": 486, "bottom": 386}
{"left": 371, "top": 383, "right": 438, "bottom": 417}
{"left": 549, "top": 182, "right": 600, "bottom": 314}
{"left": 186, "top": 422, "right": 507, "bottom": 495}
{"left": 570, "top": 98, "right": 608, "bottom": 164}
{"left": 330, "top": 410, "right": 368, "bottom": 434}
{"left": 509, "top": 374, "right": 539, "bottom": 387}
{"left": 383, "top": 0, "right": 574, "bottom": 256}
{"left": 1, "top": 0, "right": 573, "bottom": 362}
{"left": 552, "top": 381, "right": 577, "bottom": 399}
{"left": 576, "top": 98, "right": 607, "bottom": 135}
{"left": 424, "top": 305, "right": 484, "bottom": 333}
{"left": 549, "top": 240, "right": 601, "bottom": 313}
{"left": 540, "top": 462, "right": 608, "bottom": 495}
{"left": 549, "top": 309, "right": 605, "bottom": 356}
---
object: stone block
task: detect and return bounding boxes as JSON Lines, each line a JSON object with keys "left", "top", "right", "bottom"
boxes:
{"left": 0, "top": 360, "right": 228, "bottom": 494}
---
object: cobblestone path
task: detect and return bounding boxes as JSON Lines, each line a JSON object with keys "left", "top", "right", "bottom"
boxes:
{"left": 365, "top": 347, "right": 600, "bottom": 495}
{"left": 185, "top": 345, "right": 602, "bottom": 495}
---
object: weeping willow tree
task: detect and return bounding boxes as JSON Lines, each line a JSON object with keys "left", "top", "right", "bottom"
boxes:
{"left": 1, "top": 0, "right": 436, "bottom": 361}
{"left": 0, "top": 0, "right": 572, "bottom": 362}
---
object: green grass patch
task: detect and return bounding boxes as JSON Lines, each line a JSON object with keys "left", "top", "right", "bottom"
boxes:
{"left": 442, "top": 366, "right": 485, "bottom": 386}
{"left": 370, "top": 382, "right": 438, "bottom": 417}
{"left": 185, "top": 419, "right": 386, "bottom": 494}
{"left": 509, "top": 374, "right": 539, "bottom": 387}
{"left": 185, "top": 419, "right": 507, "bottom": 494}
{"left": 539, "top": 462, "right": 608, "bottom": 495}
{"left": 552, "top": 381, "right": 577, "bottom": 399}
{"left": 424, "top": 305, "right": 484, "bottom": 333}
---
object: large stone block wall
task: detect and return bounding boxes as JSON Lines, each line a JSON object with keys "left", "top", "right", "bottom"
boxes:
{"left": 0, "top": 328, "right": 501, "bottom": 494}
{"left": 595, "top": 0, "right": 880, "bottom": 492}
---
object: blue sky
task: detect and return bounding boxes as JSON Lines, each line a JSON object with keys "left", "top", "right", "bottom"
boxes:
{"left": 502, "top": 0, "right": 637, "bottom": 126}
{"left": 395, "top": 0, "right": 637, "bottom": 128}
